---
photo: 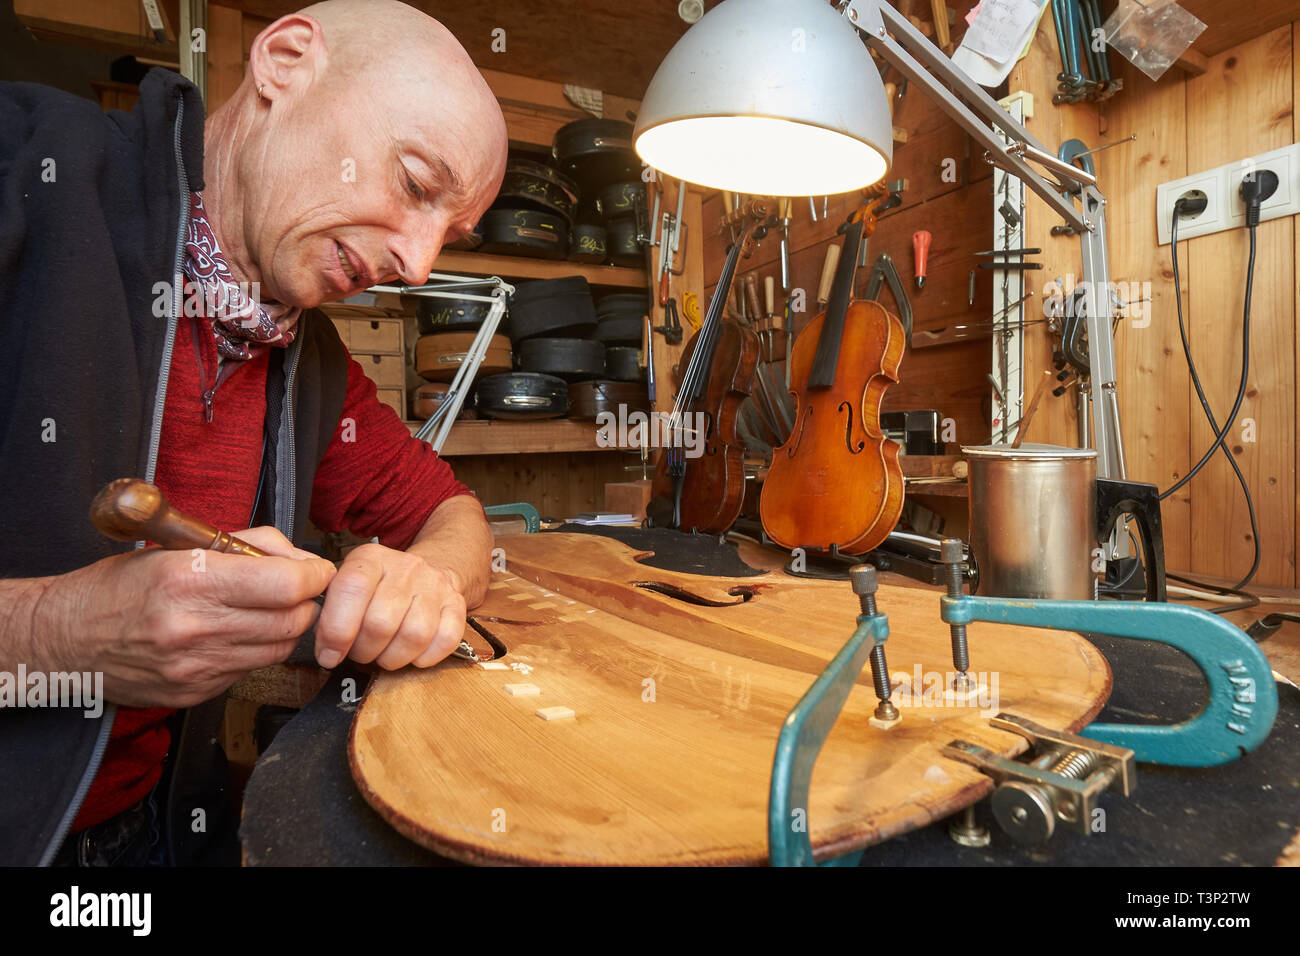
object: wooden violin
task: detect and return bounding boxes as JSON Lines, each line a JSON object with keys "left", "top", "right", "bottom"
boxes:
{"left": 759, "top": 189, "right": 906, "bottom": 555}
{"left": 646, "top": 214, "right": 767, "bottom": 534}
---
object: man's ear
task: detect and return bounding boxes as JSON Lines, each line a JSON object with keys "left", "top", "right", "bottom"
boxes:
{"left": 249, "top": 15, "right": 325, "bottom": 98}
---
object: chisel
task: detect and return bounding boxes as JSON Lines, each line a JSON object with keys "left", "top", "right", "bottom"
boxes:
{"left": 88, "top": 478, "right": 481, "bottom": 663}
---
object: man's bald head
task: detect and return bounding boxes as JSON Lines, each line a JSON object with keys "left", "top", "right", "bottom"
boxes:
{"left": 203, "top": 0, "right": 508, "bottom": 307}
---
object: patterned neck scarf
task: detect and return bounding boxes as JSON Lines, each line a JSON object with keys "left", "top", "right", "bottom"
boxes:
{"left": 182, "top": 192, "right": 301, "bottom": 362}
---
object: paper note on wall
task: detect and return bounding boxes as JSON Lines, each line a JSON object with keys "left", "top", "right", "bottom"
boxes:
{"left": 952, "top": 0, "right": 1049, "bottom": 88}
{"left": 962, "top": 0, "right": 1043, "bottom": 63}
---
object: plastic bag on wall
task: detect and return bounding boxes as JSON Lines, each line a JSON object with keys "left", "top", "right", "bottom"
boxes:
{"left": 1102, "top": 0, "right": 1207, "bottom": 81}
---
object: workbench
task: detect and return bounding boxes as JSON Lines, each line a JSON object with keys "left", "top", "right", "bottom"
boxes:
{"left": 234, "top": 528, "right": 1300, "bottom": 867}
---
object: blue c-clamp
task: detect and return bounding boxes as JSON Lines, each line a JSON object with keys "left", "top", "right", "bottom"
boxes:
{"left": 769, "top": 585, "right": 1279, "bottom": 866}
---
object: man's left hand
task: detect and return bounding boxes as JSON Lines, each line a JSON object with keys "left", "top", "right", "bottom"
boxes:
{"left": 314, "top": 542, "right": 468, "bottom": 670}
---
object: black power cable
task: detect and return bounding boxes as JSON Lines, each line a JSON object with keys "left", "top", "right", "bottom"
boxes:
{"left": 1159, "top": 196, "right": 1261, "bottom": 610}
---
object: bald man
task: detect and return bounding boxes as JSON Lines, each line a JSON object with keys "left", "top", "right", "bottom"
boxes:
{"left": 0, "top": 1, "right": 507, "bottom": 865}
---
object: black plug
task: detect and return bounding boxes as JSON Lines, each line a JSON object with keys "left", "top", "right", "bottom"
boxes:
{"left": 1174, "top": 193, "right": 1208, "bottom": 218}
{"left": 1239, "top": 169, "right": 1279, "bottom": 227}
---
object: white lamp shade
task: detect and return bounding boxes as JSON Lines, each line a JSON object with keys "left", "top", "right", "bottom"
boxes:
{"left": 634, "top": 0, "right": 893, "bottom": 196}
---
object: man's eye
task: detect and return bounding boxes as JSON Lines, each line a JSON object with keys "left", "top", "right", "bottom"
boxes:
{"left": 405, "top": 174, "right": 425, "bottom": 201}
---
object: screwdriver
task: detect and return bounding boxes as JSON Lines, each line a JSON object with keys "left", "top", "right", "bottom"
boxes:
{"left": 88, "top": 478, "right": 481, "bottom": 663}
{"left": 912, "top": 230, "right": 931, "bottom": 289}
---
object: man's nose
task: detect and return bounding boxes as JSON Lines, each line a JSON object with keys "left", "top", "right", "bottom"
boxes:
{"left": 389, "top": 222, "right": 447, "bottom": 285}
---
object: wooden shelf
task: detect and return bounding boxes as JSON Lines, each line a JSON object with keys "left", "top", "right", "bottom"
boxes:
{"left": 406, "top": 419, "right": 631, "bottom": 456}
{"left": 433, "top": 249, "right": 647, "bottom": 288}
{"left": 899, "top": 454, "right": 964, "bottom": 478}
{"left": 408, "top": 422, "right": 968, "bottom": 470}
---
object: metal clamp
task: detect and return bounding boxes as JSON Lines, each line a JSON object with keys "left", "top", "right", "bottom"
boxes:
{"left": 769, "top": 567, "right": 892, "bottom": 867}
{"left": 482, "top": 502, "right": 540, "bottom": 533}
{"left": 940, "top": 594, "right": 1279, "bottom": 767}
{"left": 944, "top": 713, "right": 1135, "bottom": 845}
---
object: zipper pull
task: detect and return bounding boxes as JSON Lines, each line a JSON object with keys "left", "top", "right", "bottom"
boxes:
{"left": 201, "top": 387, "right": 216, "bottom": 423}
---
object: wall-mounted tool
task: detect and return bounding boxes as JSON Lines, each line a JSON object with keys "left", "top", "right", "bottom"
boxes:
{"left": 653, "top": 296, "right": 684, "bottom": 345}
{"left": 864, "top": 253, "right": 912, "bottom": 347}
{"left": 911, "top": 230, "right": 931, "bottom": 289}
{"left": 778, "top": 196, "right": 793, "bottom": 291}
{"left": 1051, "top": 0, "right": 1122, "bottom": 104}
{"left": 975, "top": 246, "right": 1040, "bottom": 257}
{"left": 656, "top": 179, "right": 689, "bottom": 305}
{"left": 815, "top": 243, "right": 840, "bottom": 310}
{"left": 978, "top": 260, "right": 1042, "bottom": 271}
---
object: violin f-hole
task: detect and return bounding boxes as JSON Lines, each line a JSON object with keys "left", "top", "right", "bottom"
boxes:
{"left": 786, "top": 406, "right": 811, "bottom": 459}
{"left": 701, "top": 410, "right": 719, "bottom": 455}
{"left": 838, "top": 401, "right": 865, "bottom": 454}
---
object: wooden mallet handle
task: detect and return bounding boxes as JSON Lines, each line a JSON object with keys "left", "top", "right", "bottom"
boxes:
{"left": 90, "top": 478, "right": 268, "bottom": 557}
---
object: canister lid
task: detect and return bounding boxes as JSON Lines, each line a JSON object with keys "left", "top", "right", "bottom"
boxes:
{"left": 961, "top": 442, "right": 1098, "bottom": 460}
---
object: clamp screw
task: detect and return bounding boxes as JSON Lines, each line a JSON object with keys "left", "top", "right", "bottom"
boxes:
{"left": 948, "top": 805, "right": 991, "bottom": 847}
{"left": 940, "top": 539, "right": 972, "bottom": 688}
{"left": 992, "top": 749, "right": 1116, "bottom": 845}
{"left": 850, "top": 563, "right": 878, "bottom": 616}
{"left": 852, "top": 565, "right": 896, "bottom": 721}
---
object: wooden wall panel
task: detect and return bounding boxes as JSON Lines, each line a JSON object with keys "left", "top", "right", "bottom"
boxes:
{"left": 1295, "top": 21, "right": 1300, "bottom": 590}
{"left": 1185, "top": 26, "right": 1295, "bottom": 585}
{"left": 447, "top": 452, "right": 631, "bottom": 520}
{"left": 1015, "top": 12, "right": 1299, "bottom": 588}
{"left": 206, "top": 3, "right": 244, "bottom": 112}
{"left": 1094, "top": 56, "right": 1193, "bottom": 577}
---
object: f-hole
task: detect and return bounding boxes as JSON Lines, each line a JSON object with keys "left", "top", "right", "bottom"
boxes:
{"left": 786, "top": 406, "right": 811, "bottom": 458}
{"left": 632, "top": 582, "right": 757, "bottom": 607}
{"left": 838, "top": 401, "right": 864, "bottom": 454}
{"left": 701, "top": 410, "right": 718, "bottom": 455}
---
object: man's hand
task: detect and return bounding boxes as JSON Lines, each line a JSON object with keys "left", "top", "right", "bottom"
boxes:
{"left": 313, "top": 542, "right": 468, "bottom": 670}
{"left": 26, "top": 527, "right": 336, "bottom": 708}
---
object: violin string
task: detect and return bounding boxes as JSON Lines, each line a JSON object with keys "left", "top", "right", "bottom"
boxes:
{"left": 671, "top": 225, "right": 750, "bottom": 441}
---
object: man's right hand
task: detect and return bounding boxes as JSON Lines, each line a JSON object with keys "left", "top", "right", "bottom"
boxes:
{"left": 26, "top": 527, "right": 336, "bottom": 708}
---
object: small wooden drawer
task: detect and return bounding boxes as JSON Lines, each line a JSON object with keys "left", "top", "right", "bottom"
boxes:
{"left": 354, "top": 352, "right": 406, "bottom": 389}
{"left": 375, "top": 387, "right": 405, "bottom": 420}
{"left": 347, "top": 317, "right": 404, "bottom": 354}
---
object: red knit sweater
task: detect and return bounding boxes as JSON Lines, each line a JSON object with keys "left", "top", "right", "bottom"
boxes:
{"left": 72, "top": 313, "right": 472, "bottom": 830}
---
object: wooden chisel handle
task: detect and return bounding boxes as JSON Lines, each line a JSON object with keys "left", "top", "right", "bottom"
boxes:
{"left": 816, "top": 244, "right": 840, "bottom": 307}
{"left": 89, "top": 479, "right": 486, "bottom": 664}
{"left": 743, "top": 273, "right": 761, "bottom": 321}
{"left": 90, "top": 478, "right": 267, "bottom": 557}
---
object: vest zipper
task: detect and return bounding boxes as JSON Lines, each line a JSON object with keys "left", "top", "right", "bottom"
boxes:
{"left": 190, "top": 314, "right": 237, "bottom": 423}
{"left": 40, "top": 92, "right": 191, "bottom": 866}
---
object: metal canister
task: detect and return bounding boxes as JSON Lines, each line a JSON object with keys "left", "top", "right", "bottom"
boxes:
{"left": 963, "top": 443, "right": 1098, "bottom": 599}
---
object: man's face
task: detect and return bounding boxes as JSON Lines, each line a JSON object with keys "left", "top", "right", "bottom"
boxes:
{"left": 236, "top": 57, "right": 504, "bottom": 308}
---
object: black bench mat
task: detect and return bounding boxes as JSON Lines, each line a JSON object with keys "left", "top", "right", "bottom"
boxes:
{"left": 239, "top": 664, "right": 458, "bottom": 867}
{"left": 550, "top": 523, "right": 765, "bottom": 577}
{"left": 241, "top": 629, "right": 1298, "bottom": 866}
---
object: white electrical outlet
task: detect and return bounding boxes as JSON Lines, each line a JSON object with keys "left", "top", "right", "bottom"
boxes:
{"left": 1155, "top": 143, "right": 1300, "bottom": 244}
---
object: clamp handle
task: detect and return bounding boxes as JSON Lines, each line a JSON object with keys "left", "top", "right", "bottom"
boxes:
{"left": 941, "top": 595, "right": 1278, "bottom": 767}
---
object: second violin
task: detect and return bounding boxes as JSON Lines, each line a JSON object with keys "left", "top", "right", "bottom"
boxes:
{"left": 646, "top": 212, "right": 767, "bottom": 534}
